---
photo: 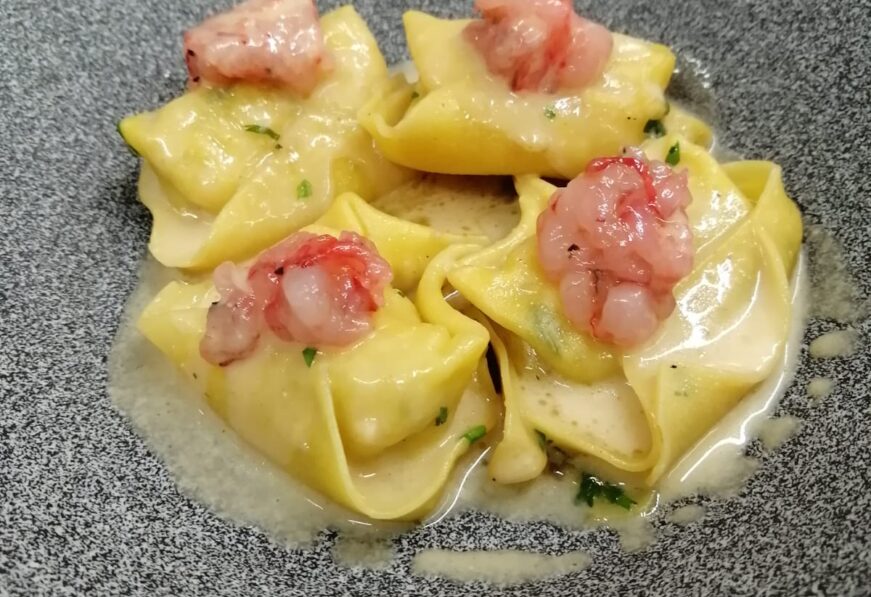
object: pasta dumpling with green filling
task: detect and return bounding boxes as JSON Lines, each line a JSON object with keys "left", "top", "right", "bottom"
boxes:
{"left": 359, "top": 11, "right": 674, "bottom": 177}
{"left": 466, "top": 141, "right": 801, "bottom": 485}
{"left": 119, "top": 6, "right": 411, "bottom": 271}
{"left": 139, "top": 232, "right": 498, "bottom": 519}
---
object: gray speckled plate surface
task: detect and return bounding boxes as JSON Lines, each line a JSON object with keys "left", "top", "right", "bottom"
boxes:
{"left": 2, "top": 0, "right": 869, "bottom": 595}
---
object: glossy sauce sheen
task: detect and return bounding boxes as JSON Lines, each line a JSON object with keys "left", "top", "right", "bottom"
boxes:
{"left": 371, "top": 174, "right": 520, "bottom": 242}
{"left": 809, "top": 330, "right": 857, "bottom": 359}
{"left": 806, "top": 377, "right": 834, "bottom": 401}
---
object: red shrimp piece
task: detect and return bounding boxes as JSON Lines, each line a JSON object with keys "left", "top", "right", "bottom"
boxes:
{"left": 464, "top": 0, "right": 612, "bottom": 93}
{"left": 183, "top": 0, "right": 332, "bottom": 95}
{"left": 200, "top": 231, "right": 392, "bottom": 366}
{"left": 536, "top": 148, "right": 694, "bottom": 347}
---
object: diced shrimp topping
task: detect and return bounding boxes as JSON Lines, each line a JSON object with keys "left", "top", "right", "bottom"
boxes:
{"left": 464, "top": 0, "right": 612, "bottom": 93}
{"left": 183, "top": 0, "right": 332, "bottom": 95}
{"left": 536, "top": 148, "right": 694, "bottom": 347}
{"left": 200, "top": 231, "right": 392, "bottom": 366}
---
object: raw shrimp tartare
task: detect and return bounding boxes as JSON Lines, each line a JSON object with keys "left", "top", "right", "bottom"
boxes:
{"left": 464, "top": 0, "right": 613, "bottom": 93}
{"left": 536, "top": 148, "right": 694, "bottom": 347}
{"left": 200, "top": 231, "right": 393, "bottom": 366}
{"left": 184, "top": 0, "right": 332, "bottom": 95}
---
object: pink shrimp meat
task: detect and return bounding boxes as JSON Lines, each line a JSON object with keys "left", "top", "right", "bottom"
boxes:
{"left": 200, "top": 231, "right": 392, "bottom": 366}
{"left": 464, "top": 0, "right": 613, "bottom": 93}
{"left": 536, "top": 148, "right": 694, "bottom": 347}
{"left": 183, "top": 0, "right": 332, "bottom": 95}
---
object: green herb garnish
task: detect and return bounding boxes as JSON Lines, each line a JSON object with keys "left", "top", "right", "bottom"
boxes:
{"left": 411, "top": 91, "right": 420, "bottom": 100}
{"left": 666, "top": 141, "right": 681, "bottom": 166}
{"left": 435, "top": 406, "right": 448, "bottom": 426}
{"left": 244, "top": 124, "right": 280, "bottom": 140}
{"left": 302, "top": 347, "right": 317, "bottom": 368}
{"left": 603, "top": 484, "right": 636, "bottom": 510}
{"left": 575, "top": 472, "right": 636, "bottom": 510}
{"left": 297, "top": 179, "right": 313, "bottom": 199}
{"left": 643, "top": 119, "right": 666, "bottom": 138}
{"left": 535, "top": 429, "right": 548, "bottom": 450}
{"left": 544, "top": 106, "right": 557, "bottom": 120}
{"left": 462, "top": 424, "right": 487, "bottom": 444}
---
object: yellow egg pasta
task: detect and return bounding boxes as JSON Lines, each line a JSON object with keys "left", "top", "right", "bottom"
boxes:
{"left": 120, "top": 6, "right": 411, "bottom": 270}
{"left": 359, "top": 11, "right": 674, "bottom": 178}
{"left": 662, "top": 106, "right": 714, "bottom": 150}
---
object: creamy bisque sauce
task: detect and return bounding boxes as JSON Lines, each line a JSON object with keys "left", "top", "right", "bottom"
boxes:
{"left": 807, "top": 377, "right": 835, "bottom": 401}
{"left": 757, "top": 416, "right": 803, "bottom": 452}
{"left": 809, "top": 330, "right": 857, "bottom": 359}
{"left": 411, "top": 549, "right": 591, "bottom": 586}
{"left": 667, "top": 504, "right": 705, "bottom": 526}
{"left": 332, "top": 535, "right": 395, "bottom": 570}
{"left": 806, "top": 226, "right": 867, "bottom": 324}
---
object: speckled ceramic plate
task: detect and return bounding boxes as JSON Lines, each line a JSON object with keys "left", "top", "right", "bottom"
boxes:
{"left": 2, "top": 0, "right": 869, "bottom": 594}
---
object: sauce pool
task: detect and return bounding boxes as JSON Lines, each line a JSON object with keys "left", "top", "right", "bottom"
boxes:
{"left": 109, "top": 208, "right": 808, "bottom": 585}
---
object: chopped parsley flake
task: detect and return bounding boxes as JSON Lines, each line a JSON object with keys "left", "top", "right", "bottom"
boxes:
{"left": 643, "top": 119, "right": 666, "bottom": 138}
{"left": 302, "top": 347, "right": 317, "bottom": 368}
{"left": 544, "top": 106, "right": 557, "bottom": 120}
{"left": 462, "top": 424, "right": 487, "bottom": 444}
{"left": 575, "top": 472, "right": 636, "bottom": 510}
{"left": 666, "top": 141, "right": 681, "bottom": 166}
{"left": 411, "top": 91, "right": 420, "bottom": 100}
{"left": 435, "top": 406, "right": 448, "bottom": 426}
{"left": 535, "top": 429, "right": 548, "bottom": 450}
{"left": 244, "top": 124, "right": 280, "bottom": 140}
{"left": 297, "top": 179, "right": 313, "bottom": 199}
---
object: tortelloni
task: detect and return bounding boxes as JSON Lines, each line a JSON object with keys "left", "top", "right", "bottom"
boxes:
{"left": 359, "top": 11, "right": 674, "bottom": 178}
{"left": 139, "top": 228, "right": 500, "bottom": 519}
{"left": 449, "top": 136, "right": 802, "bottom": 485}
{"left": 119, "top": 6, "right": 411, "bottom": 271}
